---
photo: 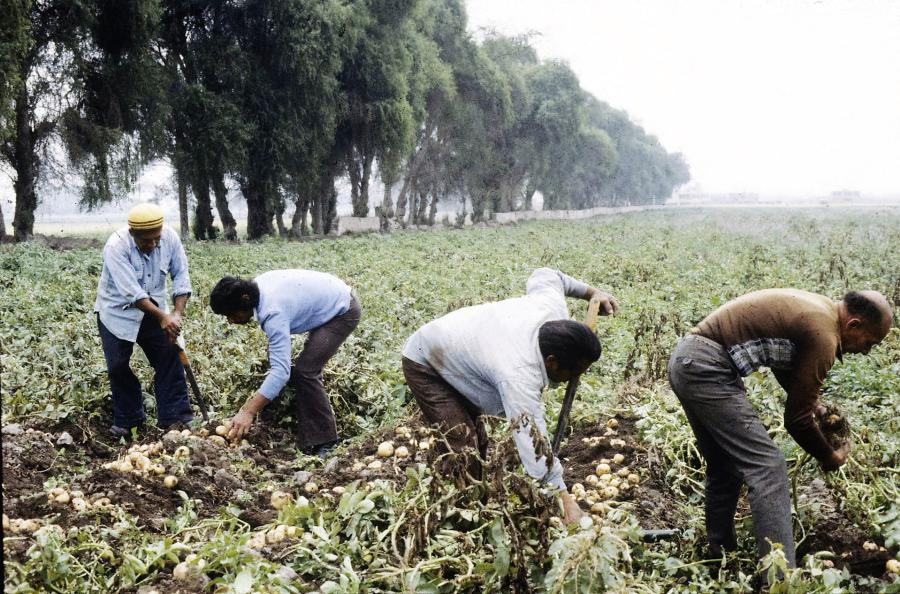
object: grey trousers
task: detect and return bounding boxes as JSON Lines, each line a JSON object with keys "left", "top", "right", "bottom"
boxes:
{"left": 668, "top": 334, "right": 796, "bottom": 567}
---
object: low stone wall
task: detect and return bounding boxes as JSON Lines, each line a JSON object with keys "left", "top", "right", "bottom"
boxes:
{"left": 334, "top": 216, "right": 382, "bottom": 236}
{"left": 334, "top": 205, "right": 659, "bottom": 236}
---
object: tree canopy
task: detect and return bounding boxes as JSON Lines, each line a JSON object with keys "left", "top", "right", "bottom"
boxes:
{"left": 1, "top": 0, "right": 690, "bottom": 240}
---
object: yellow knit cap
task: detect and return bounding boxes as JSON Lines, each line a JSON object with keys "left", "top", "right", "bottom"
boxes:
{"left": 127, "top": 203, "right": 164, "bottom": 230}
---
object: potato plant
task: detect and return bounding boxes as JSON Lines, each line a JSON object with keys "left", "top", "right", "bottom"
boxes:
{"left": 2, "top": 208, "right": 900, "bottom": 592}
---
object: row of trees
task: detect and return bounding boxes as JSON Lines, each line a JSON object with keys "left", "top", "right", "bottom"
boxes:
{"left": 0, "top": 0, "right": 690, "bottom": 241}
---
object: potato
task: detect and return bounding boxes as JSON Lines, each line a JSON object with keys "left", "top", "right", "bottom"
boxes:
{"left": 196, "top": 428, "right": 209, "bottom": 438}
{"left": 595, "top": 463, "right": 611, "bottom": 476}
{"left": 612, "top": 454, "right": 625, "bottom": 464}
{"left": 72, "top": 497, "right": 89, "bottom": 512}
{"left": 270, "top": 490, "right": 292, "bottom": 510}
{"left": 394, "top": 446, "right": 410, "bottom": 459}
{"left": 585, "top": 475, "right": 599, "bottom": 487}
{"left": 606, "top": 418, "right": 619, "bottom": 430}
{"left": 215, "top": 425, "right": 228, "bottom": 436}
{"left": 367, "top": 460, "right": 383, "bottom": 470}
{"left": 163, "top": 475, "right": 179, "bottom": 489}
{"left": 627, "top": 473, "right": 640, "bottom": 485}
{"left": 208, "top": 435, "right": 227, "bottom": 447}
{"left": 151, "top": 464, "right": 166, "bottom": 475}
{"left": 332, "top": 486, "right": 346, "bottom": 495}
{"left": 304, "top": 482, "right": 319, "bottom": 494}
{"left": 173, "top": 561, "right": 191, "bottom": 581}
{"left": 2, "top": 514, "right": 9, "bottom": 531}
{"left": 590, "top": 502, "right": 606, "bottom": 514}
{"left": 376, "top": 441, "right": 394, "bottom": 458}
{"left": 54, "top": 492, "right": 71, "bottom": 504}
{"left": 886, "top": 559, "right": 900, "bottom": 574}
{"left": 174, "top": 446, "right": 190, "bottom": 458}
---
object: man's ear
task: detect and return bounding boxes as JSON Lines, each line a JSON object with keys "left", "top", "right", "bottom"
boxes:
{"left": 847, "top": 318, "right": 862, "bottom": 330}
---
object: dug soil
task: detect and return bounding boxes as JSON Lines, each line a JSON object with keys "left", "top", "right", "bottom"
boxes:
{"left": 3, "top": 413, "right": 896, "bottom": 583}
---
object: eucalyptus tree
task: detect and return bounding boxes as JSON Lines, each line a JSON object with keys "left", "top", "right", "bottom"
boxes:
{"left": 225, "top": 0, "right": 353, "bottom": 239}
{"left": 0, "top": 0, "right": 30, "bottom": 237}
{"left": 335, "top": 0, "right": 417, "bottom": 218}
{"left": 1, "top": 0, "right": 92, "bottom": 240}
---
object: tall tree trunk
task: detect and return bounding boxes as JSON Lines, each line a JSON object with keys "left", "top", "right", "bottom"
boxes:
{"left": 242, "top": 173, "right": 274, "bottom": 240}
{"left": 274, "top": 195, "right": 287, "bottom": 237}
{"left": 0, "top": 201, "right": 5, "bottom": 240}
{"left": 427, "top": 189, "right": 438, "bottom": 226}
{"left": 323, "top": 180, "right": 337, "bottom": 235}
{"left": 358, "top": 151, "right": 373, "bottom": 217}
{"left": 177, "top": 172, "right": 190, "bottom": 241}
{"left": 311, "top": 198, "right": 323, "bottom": 235}
{"left": 415, "top": 188, "right": 428, "bottom": 225}
{"left": 290, "top": 193, "right": 309, "bottom": 237}
{"left": 523, "top": 180, "right": 536, "bottom": 211}
{"left": 211, "top": 172, "right": 237, "bottom": 240}
{"left": 191, "top": 169, "right": 216, "bottom": 240}
{"left": 395, "top": 173, "right": 411, "bottom": 225}
{"left": 378, "top": 180, "right": 393, "bottom": 231}
{"left": 12, "top": 87, "right": 37, "bottom": 242}
{"left": 348, "top": 157, "right": 361, "bottom": 216}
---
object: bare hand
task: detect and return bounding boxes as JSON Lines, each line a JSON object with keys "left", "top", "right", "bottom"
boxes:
{"left": 560, "top": 491, "right": 585, "bottom": 524}
{"left": 160, "top": 312, "right": 183, "bottom": 341}
{"left": 814, "top": 403, "right": 828, "bottom": 420}
{"left": 822, "top": 443, "right": 850, "bottom": 472}
{"left": 591, "top": 290, "right": 619, "bottom": 316}
{"left": 228, "top": 410, "right": 253, "bottom": 441}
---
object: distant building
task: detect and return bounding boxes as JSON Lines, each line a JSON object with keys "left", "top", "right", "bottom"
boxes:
{"left": 830, "top": 190, "right": 861, "bottom": 202}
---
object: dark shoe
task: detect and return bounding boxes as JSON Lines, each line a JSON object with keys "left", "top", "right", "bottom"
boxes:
{"left": 158, "top": 416, "right": 194, "bottom": 432}
{"left": 302, "top": 439, "right": 341, "bottom": 459}
{"left": 110, "top": 424, "right": 137, "bottom": 438}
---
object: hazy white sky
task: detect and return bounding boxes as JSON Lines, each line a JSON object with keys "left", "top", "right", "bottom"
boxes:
{"left": 466, "top": 0, "right": 900, "bottom": 196}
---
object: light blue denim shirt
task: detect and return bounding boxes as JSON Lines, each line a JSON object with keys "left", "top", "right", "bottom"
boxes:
{"left": 254, "top": 270, "right": 352, "bottom": 400}
{"left": 94, "top": 226, "right": 192, "bottom": 342}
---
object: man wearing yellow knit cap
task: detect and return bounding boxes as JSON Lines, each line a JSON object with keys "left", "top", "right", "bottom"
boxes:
{"left": 94, "top": 203, "right": 194, "bottom": 436}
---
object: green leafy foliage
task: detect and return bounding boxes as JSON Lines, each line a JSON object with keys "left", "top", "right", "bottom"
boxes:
{"left": 2, "top": 209, "right": 899, "bottom": 592}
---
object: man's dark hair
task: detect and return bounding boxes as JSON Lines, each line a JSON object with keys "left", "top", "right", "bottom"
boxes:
{"left": 538, "top": 320, "right": 602, "bottom": 371}
{"left": 209, "top": 276, "right": 259, "bottom": 315}
{"left": 843, "top": 291, "right": 886, "bottom": 327}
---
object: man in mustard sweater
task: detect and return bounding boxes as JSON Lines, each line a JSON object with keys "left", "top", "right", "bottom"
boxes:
{"left": 668, "top": 289, "right": 892, "bottom": 566}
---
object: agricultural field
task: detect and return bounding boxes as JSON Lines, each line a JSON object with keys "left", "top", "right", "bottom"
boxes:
{"left": 2, "top": 208, "right": 899, "bottom": 593}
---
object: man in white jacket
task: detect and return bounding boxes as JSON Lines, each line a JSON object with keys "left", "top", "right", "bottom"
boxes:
{"left": 402, "top": 268, "right": 618, "bottom": 523}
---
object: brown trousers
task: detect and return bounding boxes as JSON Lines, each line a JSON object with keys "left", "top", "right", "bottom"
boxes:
{"left": 402, "top": 357, "right": 488, "bottom": 477}
{"left": 291, "top": 295, "right": 361, "bottom": 448}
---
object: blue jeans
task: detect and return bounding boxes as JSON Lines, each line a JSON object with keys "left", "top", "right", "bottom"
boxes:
{"left": 668, "top": 334, "right": 796, "bottom": 567}
{"left": 97, "top": 314, "right": 192, "bottom": 428}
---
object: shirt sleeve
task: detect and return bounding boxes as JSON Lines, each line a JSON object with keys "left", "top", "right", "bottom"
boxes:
{"left": 525, "top": 268, "right": 589, "bottom": 300}
{"left": 104, "top": 237, "right": 149, "bottom": 307}
{"left": 168, "top": 231, "right": 192, "bottom": 299}
{"left": 258, "top": 312, "right": 292, "bottom": 400}
{"left": 497, "top": 380, "right": 566, "bottom": 491}
{"left": 774, "top": 327, "right": 839, "bottom": 462}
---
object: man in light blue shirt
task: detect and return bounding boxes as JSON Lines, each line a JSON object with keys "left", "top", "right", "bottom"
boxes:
{"left": 209, "top": 270, "right": 361, "bottom": 457}
{"left": 94, "top": 203, "right": 193, "bottom": 436}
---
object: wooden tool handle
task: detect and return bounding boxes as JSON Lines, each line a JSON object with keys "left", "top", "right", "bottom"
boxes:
{"left": 585, "top": 295, "right": 603, "bottom": 330}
